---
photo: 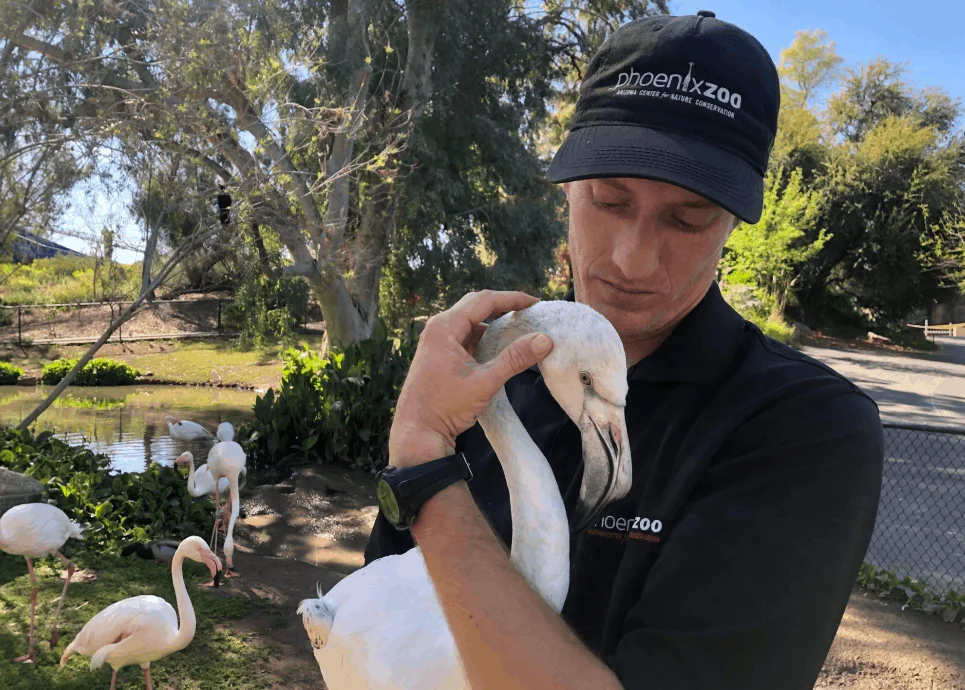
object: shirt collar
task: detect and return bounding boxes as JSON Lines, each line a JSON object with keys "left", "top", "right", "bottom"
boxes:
{"left": 560, "top": 281, "right": 746, "bottom": 386}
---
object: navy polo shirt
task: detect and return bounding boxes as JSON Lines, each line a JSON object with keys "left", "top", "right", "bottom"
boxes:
{"left": 364, "top": 280, "right": 884, "bottom": 690}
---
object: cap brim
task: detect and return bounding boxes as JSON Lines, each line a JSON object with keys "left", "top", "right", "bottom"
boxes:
{"left": 546, "top": 125, "right": 764, "bottom": 224}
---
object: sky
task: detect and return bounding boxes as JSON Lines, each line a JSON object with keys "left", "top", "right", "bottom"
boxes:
{"left": 51, "top": 0, "right": 965, "bottom": 265}
{"left": 669, "top": 0, "right": 965, "bottom": 106}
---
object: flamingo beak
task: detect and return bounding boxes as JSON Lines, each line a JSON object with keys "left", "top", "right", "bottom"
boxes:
{"left": 201, "top": 551, "right": 223, "bottom": 578}
{"left": 570, "top": 399, "right": 632, "bottom": 534}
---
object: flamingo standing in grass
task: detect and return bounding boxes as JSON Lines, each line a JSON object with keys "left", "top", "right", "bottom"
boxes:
{"left": 202, "top": 422, "right": 246, "bottom": 584}
{"left": 297, "top": 300, "right": 633, "bottom": 690}
{"left": 60, "top": 536, "right": 221, "bottom": 690}
{"left": 0, "top": 502, "right": 85, "bottom": 663}
{"left": 165, "top": 416, "right": 214, "bottom": 442}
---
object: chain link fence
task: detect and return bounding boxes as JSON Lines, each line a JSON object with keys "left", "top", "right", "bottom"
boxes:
{"left": 865, "top": 422, "right": 965, "bottom": 593}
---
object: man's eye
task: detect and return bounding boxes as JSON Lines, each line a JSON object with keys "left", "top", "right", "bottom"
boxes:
{"left": 670, "top": 215, "right": 702, "bottom": 232}
{"left": 593, "top": 200, "right": 628, "bottom": 213}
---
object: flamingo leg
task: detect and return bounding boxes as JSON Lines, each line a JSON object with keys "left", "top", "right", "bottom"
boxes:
{"left": 202, "top": 490, "right": 222, "bottom": 587}
{"left": 13, "top": 557, "right": 37, "bottom": 663}
{"left": 143, "top": 664, "right": 153, "bottom": 690}
{"left": 109, "top": 668, "right": 118, "bottom": 690}
{"left": 49, "top": 550, "right": 76, "bottom": 648}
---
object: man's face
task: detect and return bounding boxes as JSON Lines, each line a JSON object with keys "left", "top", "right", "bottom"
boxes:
{"left": 562, "top": 177, "right": 737, "bottom": 355}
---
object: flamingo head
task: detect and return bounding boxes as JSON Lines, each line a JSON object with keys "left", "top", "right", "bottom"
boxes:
{"left": 216, "top": 422, "right": 235, "bottom": 443}
{"left": 174, "top": 451, "right": 193, "bottom": 469}
{"left": 474, "top": 300, "right": 632, "bottom": 534}
{"left": 180, "top": 536, "right": 222, "bottom": 578}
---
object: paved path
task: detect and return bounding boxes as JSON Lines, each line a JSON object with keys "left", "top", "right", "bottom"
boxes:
{"left": 801, "top": 336, "right": 965, "bottom": 429}
{"left": 801, "top": 337, "right": 965, "bottom": 592}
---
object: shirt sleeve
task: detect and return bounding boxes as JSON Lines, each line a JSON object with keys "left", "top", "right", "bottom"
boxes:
{"left": 363, "top": 508, "right": 415, "bottom": 565}
{"left": 606, "top": 388, "right": 884, "bottom": 690}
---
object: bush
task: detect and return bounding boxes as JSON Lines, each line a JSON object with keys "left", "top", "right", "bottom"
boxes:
{"left": 224, "top": 274, "right": 310, "bottom": 348}
{"left": 0, "top": 361, "right": 23, "bottom": 384}
{"left": 240, "top": 319, "right": 419, "bottom": 475}
{"left": 41, "top": 357, "right": 140, "bottom": 386}
{"left": 0, "top": 426, "right": 212, "bottom": 549}
{"left": 0, "top": 256, "right": 143, "bottom": 305}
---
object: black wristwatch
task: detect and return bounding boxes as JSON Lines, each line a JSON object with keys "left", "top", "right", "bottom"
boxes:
{"left": 375, "top": 452, "right": 473, "bottom": 530}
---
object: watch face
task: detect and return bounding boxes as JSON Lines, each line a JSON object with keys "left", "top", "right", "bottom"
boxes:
{"left": 376, "top": 477, "right": 401, "bottom": 525}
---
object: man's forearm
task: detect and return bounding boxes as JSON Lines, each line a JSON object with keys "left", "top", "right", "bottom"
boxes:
{"left": 412, "top": 481, "right": 624, "bottom": 690}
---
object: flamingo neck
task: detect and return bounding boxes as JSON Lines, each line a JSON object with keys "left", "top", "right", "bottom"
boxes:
{"left": 184, "top": 460, "right": 197, "bottom": 492}
{"left": 478, "top": 388, "right": 569, "bottom": 612}
{"left": 169, "top": 551, "right": 197, "bottom": 650}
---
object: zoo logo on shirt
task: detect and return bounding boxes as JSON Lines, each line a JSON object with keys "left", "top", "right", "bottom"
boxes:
{"left": 585, "top": 513, "right": 664, "bottom": 544}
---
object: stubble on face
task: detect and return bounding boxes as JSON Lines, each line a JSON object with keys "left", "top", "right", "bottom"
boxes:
{"left": 563, "top": 177, "right": 737, "bottom": 364}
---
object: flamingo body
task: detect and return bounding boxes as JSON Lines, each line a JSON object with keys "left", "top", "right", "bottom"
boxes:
{"left": 203, "top": 423, "right": 247, "bottom": 579}
{"left": 0, "top": 502, "right": 85, "bottom": 661}
{"left": 0, "top": 502, "right": 84, "bottom": 558}
{"left": 165, "top": 416, "right": 213, "bottom": 441}
{"left": 297, "top": 300, "right": 633, "bottom": 690}
{"left": 299, "top": 547, "right": 464, "bottom": 689}
{"left": 61, "top": 536, "right": 221, "bottom": 688}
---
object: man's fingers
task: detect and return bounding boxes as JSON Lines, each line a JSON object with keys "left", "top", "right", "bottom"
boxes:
{"left": 452, "top": 290, "right": 540, "bottom": 327}
{"left": 480, "top": 332, "right": 554, "bottom": 393}
{"left": 465, "top": 322, "right": 488, "bottom": 357}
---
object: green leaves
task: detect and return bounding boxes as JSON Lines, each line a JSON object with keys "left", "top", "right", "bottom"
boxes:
{"left": 41, "top": 357, "right": 140, "bottom": 386}
{"left": 0, "top": 426, "right": 213, "bottom": 549}
{"left": 723, "top": 166, "right": 829, "bottom": 320}
{"left": 239, "top": 317, "right": 417, "bottom": 475}
{"left": 857, "top": 562, "right": 965, "bottom": 626}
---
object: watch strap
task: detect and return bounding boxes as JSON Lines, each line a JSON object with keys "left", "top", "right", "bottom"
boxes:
{"left": 394, "top": 452, "right": 473, "bottom": 528}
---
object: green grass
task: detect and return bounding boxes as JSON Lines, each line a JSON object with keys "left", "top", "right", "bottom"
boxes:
{"left": 0, "top": 339, "right": 289, "bottom": 390}
{"left": 0, "top": 549, "right": 280, "bottom": 689}
{"left": 121, "top": 341, "right": 284, "bottom": 387}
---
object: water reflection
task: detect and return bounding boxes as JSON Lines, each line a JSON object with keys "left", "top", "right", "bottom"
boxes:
{"left": 0, "top": 385, "right": 257, "bottom": 474}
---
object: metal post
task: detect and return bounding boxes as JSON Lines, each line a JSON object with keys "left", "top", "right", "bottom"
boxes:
{"left": 17, "top": 306, "right": 21, "bottom": 347}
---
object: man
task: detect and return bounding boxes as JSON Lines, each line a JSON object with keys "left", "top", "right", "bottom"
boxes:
{"left": 366, "top": 10, "right": 884, "bottom": 690}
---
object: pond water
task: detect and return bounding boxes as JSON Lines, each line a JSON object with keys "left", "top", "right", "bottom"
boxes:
{"left": 0, "top": 385, "right": 258, "bottom": 473}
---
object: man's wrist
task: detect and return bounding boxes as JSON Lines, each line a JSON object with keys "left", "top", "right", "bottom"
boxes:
{"left": 389, "top": 427, "right": 456, "bottom": 468}
{"left": 411, "top": 480, "right": 473, "bottom": 539}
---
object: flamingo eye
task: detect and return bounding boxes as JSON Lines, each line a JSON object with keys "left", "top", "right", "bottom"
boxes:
{"left": 580, "top": 371, "right": 592, "bottom": 386}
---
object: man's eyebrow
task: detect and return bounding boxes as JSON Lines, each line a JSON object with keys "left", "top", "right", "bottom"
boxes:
{"left": 597, "top": 178, "right": 633, "bottom": 193}
{"left": 673, "top": 199, "right": 717, "bottom": 210}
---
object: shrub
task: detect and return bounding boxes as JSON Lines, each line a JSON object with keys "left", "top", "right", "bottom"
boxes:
{"left": 240, "top": 319, "right": 419, "bottom": 475}
{"left": 0, "top": 426, "right": 212, "bottom": 549}
{"left": 0, "top": 361, "right": 23, "bottom": 384}
{"left": 224, "top": 274, "right": 310, "bottom": 348}
{"left": 41, "top": 357, "right": 140, "bottom": 386}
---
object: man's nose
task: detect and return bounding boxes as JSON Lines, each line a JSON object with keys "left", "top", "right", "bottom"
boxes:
{"left": 612, "top": 219, "right": 660, "bottom": 279}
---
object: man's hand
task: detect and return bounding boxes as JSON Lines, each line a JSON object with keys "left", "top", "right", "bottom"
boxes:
{"left": 389, "top": 289, "right": 555, "bottom": 467}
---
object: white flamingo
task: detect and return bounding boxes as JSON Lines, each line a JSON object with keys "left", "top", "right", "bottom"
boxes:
{"left": 0, "top": 502, "right": 85, "bottom": 663}
{"left": 59, "top": 535, "right": 221, "bottom": 690}
{"left": 174, "top": 450, "right": 243, "bottom": 545}
{"left": 202, "top": 422, "right": 247, "bottom": 584}
{"left": 297, "top": 300, "right": 632, "bottom": 689}
{"left": 164, "top": 416, "right": 214, "bottom": 442}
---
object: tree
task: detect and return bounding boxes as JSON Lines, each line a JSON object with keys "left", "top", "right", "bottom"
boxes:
{"left": 777, "top": 29, "right": 843, "bottom": 109}
{"left": 5, "top": 0, "right": 654, "bottom": 349}
{"left": 722, "top": 167, "right": 829, "bottom": 319}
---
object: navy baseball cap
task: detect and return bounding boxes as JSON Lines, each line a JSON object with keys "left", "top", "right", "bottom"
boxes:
{"left": 546, "top": 10, "right": 780, "bottom": 224}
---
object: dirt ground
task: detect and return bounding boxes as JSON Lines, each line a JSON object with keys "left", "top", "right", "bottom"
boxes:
{"left": 0, "top": 298, "right": 325, "bottom": 345}
{"left": 213, "top": 463, "right": 965, "bottom": 690}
